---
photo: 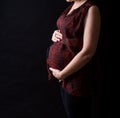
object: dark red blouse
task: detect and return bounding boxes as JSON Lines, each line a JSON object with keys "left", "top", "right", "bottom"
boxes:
{"left": 47, "top": 0, "right": 99, "bottom": 96}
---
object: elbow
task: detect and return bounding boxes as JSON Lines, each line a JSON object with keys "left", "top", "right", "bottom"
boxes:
{"left": 82, "top": 50, "right": 96, "bottom": 62}
{"left": 84, "top": 54, "right": 93, "bottom": 63}
{"left": 86, "top": 53, "right": 94, "bottom": 62}
{"left": 88, "top": 51, "right": 95, "bottom": 59}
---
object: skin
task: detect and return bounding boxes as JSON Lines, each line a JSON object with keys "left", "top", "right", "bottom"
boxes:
{"left": 49, "top": 0, "right": 101, "bottom": 82}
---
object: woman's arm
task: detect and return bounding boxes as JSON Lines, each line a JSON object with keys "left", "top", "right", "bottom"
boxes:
{"left": 49, "top": 5, "right": 101, "bottom": 80}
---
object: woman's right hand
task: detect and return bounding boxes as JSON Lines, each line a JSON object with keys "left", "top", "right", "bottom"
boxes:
{"left": 51, "top": 30, "right": 62, "bottom": 42}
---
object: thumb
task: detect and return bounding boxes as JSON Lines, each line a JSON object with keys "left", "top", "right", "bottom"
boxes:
{"left": 49, "top": 67, "right": 54, "bottom": 72}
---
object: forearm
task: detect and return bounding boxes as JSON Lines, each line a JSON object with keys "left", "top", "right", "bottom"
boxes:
{"left": 60, "top": 51, "right": 94, "bottom": 80}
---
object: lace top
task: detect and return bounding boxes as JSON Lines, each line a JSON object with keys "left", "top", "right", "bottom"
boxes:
{"left": 47, "top": 0, "right": 99, "bottom": 96}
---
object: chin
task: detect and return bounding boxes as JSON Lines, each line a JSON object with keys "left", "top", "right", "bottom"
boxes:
{"left": 66, "top": 0, "right": 74, "bottom": 2}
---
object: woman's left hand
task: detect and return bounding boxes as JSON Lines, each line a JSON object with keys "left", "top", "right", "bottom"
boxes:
{"left": 49, "top": 67, "right": 64, "bottom": 81}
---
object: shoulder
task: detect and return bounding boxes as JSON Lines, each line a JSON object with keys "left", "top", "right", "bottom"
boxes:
{"left": 85, "top": 0, "right": 100, "bottom": 13}
{"left": 87, "top": 5, "right": 100, "bottom": 18}
{"left": 89, "top": 5, "right": 100, "bottom": 13}
{"left": 82, "top": 0, "right": 100, "bottom": 17}
{"left": 84, "top": 4, "right": 101, "bottom": 26}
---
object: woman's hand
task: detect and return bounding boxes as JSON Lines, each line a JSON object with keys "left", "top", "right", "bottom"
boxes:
{"left": 51, "top": 30, "right": 62, "bottom": 42}
{"left": 49, "top": 67, "right": 65, "bottom": 82}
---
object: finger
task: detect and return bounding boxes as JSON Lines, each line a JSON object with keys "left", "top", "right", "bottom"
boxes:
{"left": 51, "top": 37, "right": 59, "bottom": 42}
{"left": 55, "top": 30, "right": 62, "bottom": 37}
{"left": 55, "top": 31, "right": 62, "bottom": 37}
{"left": 52, "top": 33, "right": 61, "bottom": 42}
{"left": 49, "top": 67, "right": 55, "bottom": 72}
{"left": 57, "top": 32, "right": 62, "bottom": 37}
{"left": 54, "top": 30, "right": 59, "bottom": 34}
{"left": 55, "top": 34, "right": 62, "bottom": 40}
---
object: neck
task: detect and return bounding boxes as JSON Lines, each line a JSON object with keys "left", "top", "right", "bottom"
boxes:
{"left": 73, "top": 0, "right": 87, "bottom": 7}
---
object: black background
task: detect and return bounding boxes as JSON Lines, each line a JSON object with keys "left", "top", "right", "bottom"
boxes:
{"left": 0, "top": 0, "right": 110, "bottom": 118}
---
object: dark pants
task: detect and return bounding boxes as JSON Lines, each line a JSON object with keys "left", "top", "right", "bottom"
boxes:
{"left": 60, "top": 86, "right": 101, "bottom": 118}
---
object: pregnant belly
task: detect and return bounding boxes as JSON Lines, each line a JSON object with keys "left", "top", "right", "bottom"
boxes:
{"left": 47, "top": 42, "right": 73, "bottom": 70}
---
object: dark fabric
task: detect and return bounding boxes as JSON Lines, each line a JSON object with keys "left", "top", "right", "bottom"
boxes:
{"left": 46, "top": 0, "right": 101, "bottom": 96}
{"left": 60, "top": 86, "right": 102, "bottom": 118}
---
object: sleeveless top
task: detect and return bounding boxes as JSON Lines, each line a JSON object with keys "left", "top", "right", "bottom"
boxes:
{"left": 46, "top": 0, "right": 99, "bottom": 96}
